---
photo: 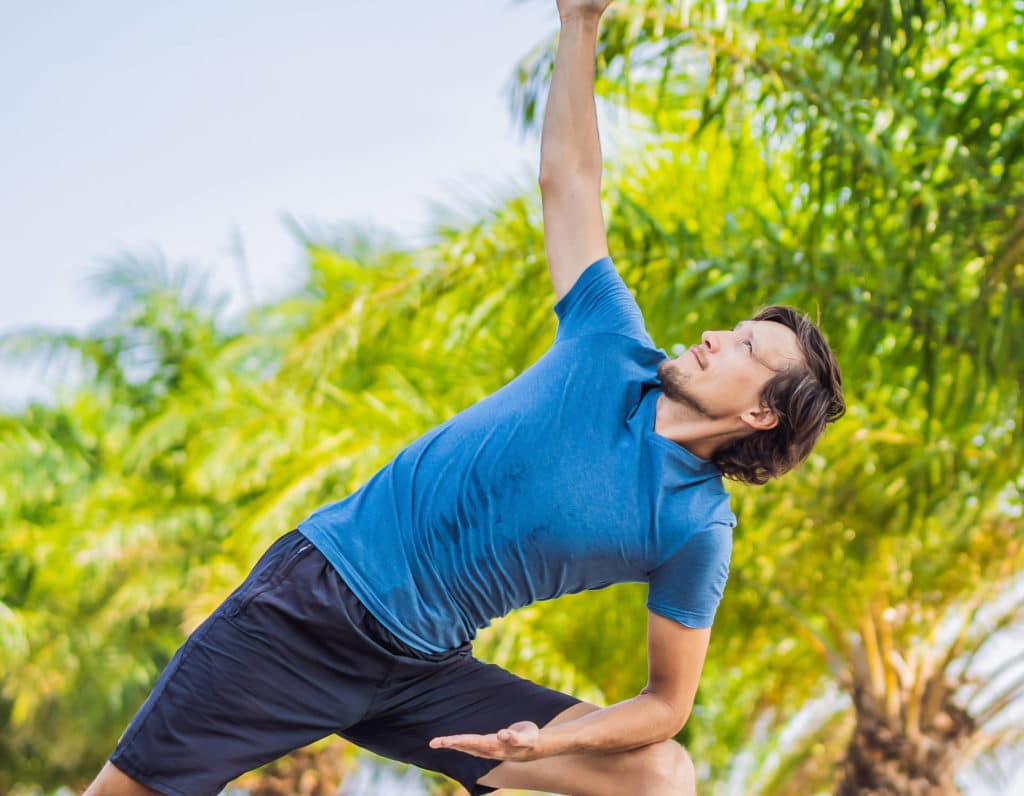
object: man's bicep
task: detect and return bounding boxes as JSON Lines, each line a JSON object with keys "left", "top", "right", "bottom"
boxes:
{"left": 540, "top": 175, "right": 609, "bottom": 301}
{"left": 643, "top": 611, "right": 711, "bottom": 732}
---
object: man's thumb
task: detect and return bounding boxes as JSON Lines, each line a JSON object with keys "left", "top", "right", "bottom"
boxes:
{"left": 500, "top": 721, "right": 538, "bottom": 745}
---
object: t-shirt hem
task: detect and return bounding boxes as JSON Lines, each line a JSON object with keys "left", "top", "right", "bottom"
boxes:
{"left": 646, "top": 602, "right": 716, "bottom": 629}
{"left": 297, "top": 518, "right": 453, "bottom": 655}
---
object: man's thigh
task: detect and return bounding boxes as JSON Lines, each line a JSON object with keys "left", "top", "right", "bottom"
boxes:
{"left": 339, "top": 652, "right": 583, "bottom": 796}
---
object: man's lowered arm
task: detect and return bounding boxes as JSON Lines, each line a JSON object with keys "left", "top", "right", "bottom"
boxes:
{"left": 531, "top": 612, "right": 710, "bottom": 756}
{"left": 430, "top": 611, "right": 709, "bottom": 760}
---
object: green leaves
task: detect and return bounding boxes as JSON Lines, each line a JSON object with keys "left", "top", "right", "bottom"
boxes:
{"left": 509, "top": 0, "right": 1024, "bottom": 787}
{"left": 2, "top": 0, "right": 1022, "bottom": 790}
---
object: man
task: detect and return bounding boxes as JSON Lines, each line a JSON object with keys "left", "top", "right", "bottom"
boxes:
{"left": 85, "top": 1, "right": 844, "bottom": 794}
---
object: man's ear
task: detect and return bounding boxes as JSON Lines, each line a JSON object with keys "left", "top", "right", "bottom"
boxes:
{"left": 741, "top": 403, "right": 779, "bottom": 431}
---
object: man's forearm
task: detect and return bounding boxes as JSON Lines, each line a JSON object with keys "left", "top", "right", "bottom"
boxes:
{"left": 538, "top": 12, "right": 604, "bottom": 184}
{"left": 538, "top": 692, "right": 683, "bottom": 756}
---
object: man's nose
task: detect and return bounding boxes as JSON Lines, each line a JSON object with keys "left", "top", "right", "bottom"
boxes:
{"left": 701, "top": 331, "right": 719, "bottom": 353}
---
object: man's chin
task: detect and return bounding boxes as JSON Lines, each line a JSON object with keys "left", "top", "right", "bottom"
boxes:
{"left": 656, "top": 362, "right": 689, "bottom": 400}
{"left": 658, "top": 379, "right": 716, "bottom": 420}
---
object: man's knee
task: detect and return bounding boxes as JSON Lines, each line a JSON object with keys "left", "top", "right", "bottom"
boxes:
{"left": 638, "top": 740, "right": 696, "bottom": 795}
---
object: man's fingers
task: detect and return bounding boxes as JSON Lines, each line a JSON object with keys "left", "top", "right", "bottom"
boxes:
{"left": 431, "top": 723, "right": 536, "bottom": 751}
{"left": 429, "top": 734, "right": 505, "bottom": 760}
{"left": 430, "top": 733, "right": 492, "bottom": 749}
{"left": 430, "top": 730, "right": 529, "bottom": 754}
{"left": 429, "top": 729, "right": 541, "bottom": 762}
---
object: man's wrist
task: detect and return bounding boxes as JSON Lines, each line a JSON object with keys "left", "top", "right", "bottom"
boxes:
{"left": 536, "top": 724, "right": 575, "bottom": 757}
{"left": 535, "top": 715, "right": 616, "bottom": 757}
{"left": 559, "top": 10, "right": 604, "bottom": 28}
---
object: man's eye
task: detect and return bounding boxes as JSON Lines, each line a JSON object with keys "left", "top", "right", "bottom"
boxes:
{"left": 744, "top": 340, "right": 753, "bottom": 351}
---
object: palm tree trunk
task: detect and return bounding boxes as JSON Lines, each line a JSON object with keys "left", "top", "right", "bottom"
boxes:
{"left": 835, "top": 682, "right": 975, "bottom": 795}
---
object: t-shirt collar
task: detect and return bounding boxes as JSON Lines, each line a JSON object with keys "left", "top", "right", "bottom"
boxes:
{"left": 637, "top": 386, "right": 722, "bottom": 477}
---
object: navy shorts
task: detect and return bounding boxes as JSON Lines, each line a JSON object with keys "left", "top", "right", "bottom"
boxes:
{"left": 110, "top": 530, "right": 581, "bottom": 796}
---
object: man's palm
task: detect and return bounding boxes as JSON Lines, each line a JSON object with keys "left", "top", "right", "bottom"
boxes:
{"left": 430, "top": 720, "right": 545, "bottom": 760}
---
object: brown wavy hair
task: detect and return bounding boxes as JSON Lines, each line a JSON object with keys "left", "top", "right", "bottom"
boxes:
{"left": 713, "top": 306, "right": 845, "bottom": 485}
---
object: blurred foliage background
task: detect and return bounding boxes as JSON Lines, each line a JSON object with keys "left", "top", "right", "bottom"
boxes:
{"left": 2, "top": 0, "right": 1022, "bottom": 793}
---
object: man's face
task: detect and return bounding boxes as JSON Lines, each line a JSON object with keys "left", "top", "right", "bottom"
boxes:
{"left": 656, "top": 320, "right": 804, "bottom": 425}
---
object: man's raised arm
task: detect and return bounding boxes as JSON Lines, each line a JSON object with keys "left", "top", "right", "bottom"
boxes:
{"left": 538, "top": 0, "right": 613, "bottom": 302}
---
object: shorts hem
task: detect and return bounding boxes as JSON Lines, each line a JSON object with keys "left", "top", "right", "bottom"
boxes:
{"left": 466, "top": 758, "right": 502, "bottom": 795}
{"left": 108, "top": 752, "right": 191, "bottom": 796}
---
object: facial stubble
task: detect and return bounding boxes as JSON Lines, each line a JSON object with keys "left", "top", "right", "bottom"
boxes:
{"left": 656, "top": 358, "right": 719, "bottom": 419}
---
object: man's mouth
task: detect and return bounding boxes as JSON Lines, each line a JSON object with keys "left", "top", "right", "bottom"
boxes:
{"left": 690, "top": 346, "right": 705, "bottom": 369}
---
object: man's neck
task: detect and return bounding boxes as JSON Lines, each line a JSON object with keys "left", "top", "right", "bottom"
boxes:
{"left": 653, "top": 393, "right": 750, "bottom": 461}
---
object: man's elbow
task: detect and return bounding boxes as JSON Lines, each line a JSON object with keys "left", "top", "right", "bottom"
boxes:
{"left": 666, "top": 709, "right": 690, "bottom": 739}
{"left": 538, "top": 165, "right": 601, "bottom": 196}
{"left": 642, "top": 689, "right": 691, "bottom": 739}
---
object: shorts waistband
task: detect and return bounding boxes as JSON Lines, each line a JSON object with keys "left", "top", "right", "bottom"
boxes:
{"left": 293, "top": 530, "right": 470, "bottom": 662}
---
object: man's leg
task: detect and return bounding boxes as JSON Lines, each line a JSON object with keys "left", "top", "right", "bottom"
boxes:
{"left": 81, "top": 531, "right": 394, "bottom": 796}
{"left": 333, "top": 643, "right": 695, "bottom": 796}
{"left": 477, "top": 702, "right": 697, "bottom": 796}
{"left": 82, "top": 763, "right": 162, "bottom": 796}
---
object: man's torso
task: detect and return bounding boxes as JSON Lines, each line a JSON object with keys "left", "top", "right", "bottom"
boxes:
{"left": 299, "top": 258, "right": 735, "bottom": 653}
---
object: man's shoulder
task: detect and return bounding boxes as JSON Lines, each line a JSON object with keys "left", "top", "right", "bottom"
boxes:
{"left": 657, "top": 479, "right": 736, "bottom": 537}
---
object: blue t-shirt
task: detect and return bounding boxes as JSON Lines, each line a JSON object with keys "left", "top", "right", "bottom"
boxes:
{"left": 299, "top": 257, "right": 735, "bottom": 653}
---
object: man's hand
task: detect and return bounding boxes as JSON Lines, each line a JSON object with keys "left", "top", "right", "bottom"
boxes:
{"left": 429, "top": 720, "right": 547, "bottom": 761}
{"left": 556, "top": 0, "right": 612, "bottom": 21}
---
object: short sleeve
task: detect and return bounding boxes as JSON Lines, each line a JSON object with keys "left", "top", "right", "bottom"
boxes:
{"left": 553, "top": 257, "right": 653, "bottom": 345}
{"left": 646, "top": 523, "right": 733, "bottom": 629}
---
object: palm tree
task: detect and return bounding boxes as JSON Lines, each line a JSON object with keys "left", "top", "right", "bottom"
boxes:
{"left": 0, "top": 251, "right": 251, "bottom": 789}
{"left": 505, "top": 0, "right": 1024, "bottom": 791}
{"left": 3, "top": 2, "right": 1022, "bottom": 792}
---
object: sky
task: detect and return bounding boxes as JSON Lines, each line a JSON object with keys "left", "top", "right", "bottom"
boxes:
{"left": 1, "top": 3, "right": 1020, "bottom": 792}
{"left": 0, "top": 0, "right": 572, "bottom": 405}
